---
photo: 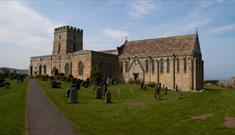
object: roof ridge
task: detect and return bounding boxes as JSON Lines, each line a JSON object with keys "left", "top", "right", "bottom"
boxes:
{"left": 127, "top": 33, "right": 196, "bottom": 43}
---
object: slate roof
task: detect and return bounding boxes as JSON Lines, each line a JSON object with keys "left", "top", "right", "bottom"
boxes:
{"left": 119, "top": 33, "right": 199, "bottom": 58}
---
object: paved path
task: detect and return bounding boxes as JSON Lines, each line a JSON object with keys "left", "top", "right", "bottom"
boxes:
{"left": 27, "top": 79, "right": 78, "bottom": 135}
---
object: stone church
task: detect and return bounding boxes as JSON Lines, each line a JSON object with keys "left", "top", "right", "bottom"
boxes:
{"left": 30, "top": 25, "right": 204, "bottom": 91}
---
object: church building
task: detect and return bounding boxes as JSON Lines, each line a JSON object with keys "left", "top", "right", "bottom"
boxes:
{"left": 30, "top": 25, "right": 204, "bottom": 91}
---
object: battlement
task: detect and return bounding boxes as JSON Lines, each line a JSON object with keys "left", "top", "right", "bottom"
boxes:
{"left": 54, "top": 25, "right": 83, "bottom": 34}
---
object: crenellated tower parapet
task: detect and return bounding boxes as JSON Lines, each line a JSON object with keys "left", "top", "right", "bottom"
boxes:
{"left": 52, "top": 25, "right": 83, "bottom": 55}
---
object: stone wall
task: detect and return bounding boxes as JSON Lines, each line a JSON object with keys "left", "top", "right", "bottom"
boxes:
{"left": 119, "top": 55, "right": 203, "bottom": 91}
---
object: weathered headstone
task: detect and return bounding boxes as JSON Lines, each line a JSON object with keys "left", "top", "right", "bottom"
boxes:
{"left": 95, "top": 86, "right": 102, "bottom": 99}
{"left": 66, "top": 88, "right": 70, "bottom": 97}
{"left": 69, "top": 87, "right": 78, "bottom": 103}
{"left": 102, "top": 82, "right": 108, "bottom": 96}
{"left": 105, "top": 91, "right": 112, "bottom": 103}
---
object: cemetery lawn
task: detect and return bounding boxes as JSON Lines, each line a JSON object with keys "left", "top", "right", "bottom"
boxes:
{"left": 38, "top": 80, "right": 235, "bottom": 135}
{"left": 0, "top": 79, "right": 28, "bottom": 135}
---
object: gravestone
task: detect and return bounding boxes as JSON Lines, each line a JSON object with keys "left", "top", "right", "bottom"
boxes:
{"left": 105, "top": 91, "right": 112, "bottom": 103}
{"left": 95, "top": 86, "right": 102, "bottom": 99}
{"left": 102, "top": 82, "right": 108, "bottom": 96}
{"left": 154, "top": 83, "right": 161, "bottom": 100}
{"left": 66, "top": 88, "right": 70, "bottom": 97}
{"left": 69, "top": 87, "right": 78, "bottom": 103}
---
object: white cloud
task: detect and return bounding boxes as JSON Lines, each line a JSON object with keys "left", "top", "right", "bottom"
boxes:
{"left": 0, "top": 1, "right": 61, "bottom": 52}
{"left": 208, "top": 24, "right": 235, "bottom": 34}
{"left": 127, "top": 0, "right": 158, "bottom": 17}
{"left": 103, "top": 28, "right": 129, "bottom": 40}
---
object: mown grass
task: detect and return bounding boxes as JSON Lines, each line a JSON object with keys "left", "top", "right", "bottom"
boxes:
{"left": 39, "top": 80, "right": 235, "bottom": 135}
{"left": 0, "top": 79, "right": 28, "bottom": 135}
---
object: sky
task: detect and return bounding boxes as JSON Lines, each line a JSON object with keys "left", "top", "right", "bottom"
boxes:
{"left": 0, "top": 0, "right": 235, "bottom": 80}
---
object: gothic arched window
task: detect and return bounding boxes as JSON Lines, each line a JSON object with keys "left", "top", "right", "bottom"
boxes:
{"left": 160, "top": 59, "right": 164, "bottom": 73}
{"left": 43, "top": 65, "right": 47, "bottom": 74}
{"left": 65, "top": 63, "right": 70, "bottom": 75}
{"left": 177, "top": 58, "right": 180, "bottom": 73}
{"left": 167, "top": 58, "right": 170, "bottom": 73}
{"left": 184, "top": 57, "right": 187, "bottom": 73}
{"left": 78, "top": 61, "right": 84, "bottom": 75}
{"left": 152, "top": 59, "right": 155, "bottom": 73}
{"left": 146, "top": 59, "right": 149, "bottom": 73}
{"left": 120, "top": 61, "right": 123, "bottom": 73}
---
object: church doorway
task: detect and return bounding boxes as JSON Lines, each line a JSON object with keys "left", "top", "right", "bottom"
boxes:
{"left": 133, "top": 73, "right": 139, "bottom": 80}
{"left": 52, "top": 67, "right": 59, "bottom": 76}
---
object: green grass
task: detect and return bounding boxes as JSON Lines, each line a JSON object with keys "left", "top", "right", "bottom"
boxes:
{"left": 0, "top": 79, "right": 28, "bottom": 135}
{"left": 39, "top": 80, "right": 235, "bottom": 135}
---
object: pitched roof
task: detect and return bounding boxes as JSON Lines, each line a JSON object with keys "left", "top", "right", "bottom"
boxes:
{"left": 119, "top": 33, "right": 199, "bottom": 58}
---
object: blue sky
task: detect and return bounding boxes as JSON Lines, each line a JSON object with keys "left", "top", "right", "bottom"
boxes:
{"left": 0, "top": 0, "right": 235, "bottom": 80}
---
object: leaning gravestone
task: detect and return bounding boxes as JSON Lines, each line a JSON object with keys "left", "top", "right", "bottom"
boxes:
{"left": 105, "top": 91, "right": 112, "bottom": 103}
{"left": 95, "top": 86, "right": 102, "bottom": 99}
{"left": 69, "top": 87, "right": 78, "bottom": 103}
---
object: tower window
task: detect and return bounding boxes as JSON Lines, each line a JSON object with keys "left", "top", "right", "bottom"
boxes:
{"left": 59, "top": 35, "right": 61, "bottom": 40}
{"left": 73, "top": 35, "right": 76, "bottom": 40}
{"left": 58, "top": 43, "right": 61, "bottom": 54}
{"left": 73, "top": 44, "right": 76, "bottom": 52}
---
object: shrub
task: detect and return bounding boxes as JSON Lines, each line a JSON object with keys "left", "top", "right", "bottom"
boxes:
{"left": 90, "top": 67, "right": 103, "bottom": 83}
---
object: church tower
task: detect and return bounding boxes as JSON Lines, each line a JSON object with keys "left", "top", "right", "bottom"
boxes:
{"left": 52, "top": 25, "right": 83, "bottom": 55}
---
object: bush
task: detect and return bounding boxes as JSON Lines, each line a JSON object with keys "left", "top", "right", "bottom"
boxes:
{"left": 35, "top": 74, "right": 43, "bottom": 79}
{"left": 90, "top": 67, "right": 103, "bottom": 83}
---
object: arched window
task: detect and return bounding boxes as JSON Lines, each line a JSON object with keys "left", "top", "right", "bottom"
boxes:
{"left": 78, "top": 61, "right": 84, "bottom": 75}
{"left": 65, "top": 63, "right": 70, "bottom": 75}
{"left": 184, "top": 57, "right": 187, "bottom": 73}
{"left": 39, "top": 65, "right": 42, "bottom": 74}
{"left": 167, "top": 58, "right": 170, "bottom": 73}
{"left": 177, "top": 58, "right": 180, "bottom": 73}
{"left": 58, "top": 43, "right": 61, "bottom": 54}
{"left": 146, "top": 59, "right": 149, "bottom": 73}
{"left": 152, "top": 59, "right": 155, "bottom": 73}
{"left": 160, "top": 59, "right": 164, "bottom": 73}
{"left": 43, "top": 65, "right": 47, "bottom": 74}
{"left": 125, "top": 61, "right": 128, "bottom": 72}
{"left": 120, "top": 61, "right": 123, "bottom": 73}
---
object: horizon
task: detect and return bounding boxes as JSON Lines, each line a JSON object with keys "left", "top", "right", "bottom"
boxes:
{"left": 0, "top": 0, "right": 235, "bottom": 80}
